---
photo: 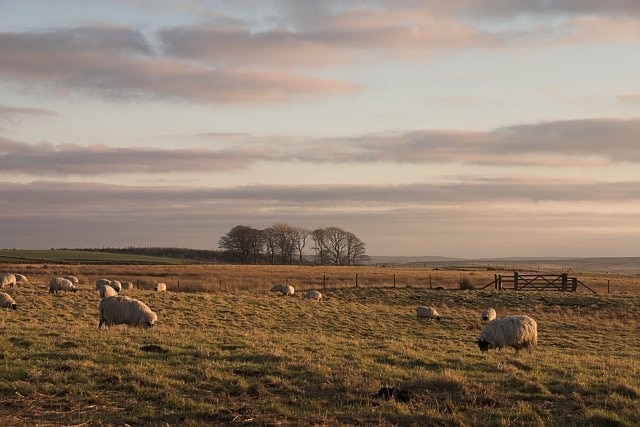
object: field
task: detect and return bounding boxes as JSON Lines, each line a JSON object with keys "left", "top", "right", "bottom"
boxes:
{"left": 0, "top": 249, "right": 187, "bottom": 265}
{"left": 0, "top": 264, "right": 639, "bottom": 426}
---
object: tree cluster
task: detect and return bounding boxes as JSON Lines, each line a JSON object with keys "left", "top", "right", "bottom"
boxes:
{"left": 218, "top": 223, "right": 369, "bottom": 265}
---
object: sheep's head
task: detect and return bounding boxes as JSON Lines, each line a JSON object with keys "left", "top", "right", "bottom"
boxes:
{"left": 11, "top": 303, "right": 17, "bottom": 310}
{"left": 477, "top": 339, "right": 493, "bottom": 352}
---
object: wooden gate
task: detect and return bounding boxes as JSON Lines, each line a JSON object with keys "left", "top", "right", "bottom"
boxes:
{"left": 481, "top": 272, "right": 595, "bottom": 293}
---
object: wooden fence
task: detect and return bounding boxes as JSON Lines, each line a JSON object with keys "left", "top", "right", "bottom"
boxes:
{"left": 480, "top": 272, "right": 596, "bottom": 293}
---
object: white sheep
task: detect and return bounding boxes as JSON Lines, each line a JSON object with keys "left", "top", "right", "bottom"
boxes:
{"left": 416, "top": 306, "right": 440, "bottom": 321}
{"left": 303, "top": 290, "right": 323, "bottom": 301}
{"left": 121, "top": 281, "right": 134, "bottom": 290}
{"left": 482, "top": 307, "right": 497, "bottom": 322}
{"left": 153, "top": 282, "right": 166, "bottom": 292}
{"left": 0, "top": 273, "right": 16, "bottom": 289}
{"left": 49, "top": 277, "right": 78, "bottom": 294}
{"left": 476, "top": 315, "right": 538, "bottom": 355}
{"left": 109, "top": 280, "right": 122, "bottom": 293}
{"left": 14, "top": 274, "right": 28, "bottom": 284}
{"left": 270, "top": 283, "right": 286, "bottom": 293}
{"left": 96, "top": 278, "right": 111, "bottom": 290}
{"left": 0, "top": 292, "right": 17, "bottom": 309}
{"left": 100, "top": 285, "right": 118, "bottom": 298}
{"left": 64, "top": 275, "right": 80, "bottom": 284}
{"left": 99, "top": 295, "right": 158, "bottom": 329}
{"left": 283, "top": 284, "right": 295, "bottom": 296}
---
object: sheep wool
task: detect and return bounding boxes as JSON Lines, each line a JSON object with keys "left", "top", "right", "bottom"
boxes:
{"left": 476, "top": 315, "right": 538, "bottom": 355}
{"left": 109, "top": 280, "right": 122, "bottom": 293}
{"left": 0, "top": 292, "right": 17, "bottom": 309}
{"left": 416, "top": 306, "right": 440, "bottom": 321}
{"left": 270, "top": 284, "right": 286, "bottom": 293}
{"left": 283, "top": 285, "right": 295, "bottom": 296}
{"left": 100, "top": 285, "right": 118, "bottom": 298}
{"left": 153, "top": 282, "right": 167, "bottom": 292}
{"left": 99, "top": 296, "right": 157, "bottom": 329}
{"left": 64, "top": 275, "right": 80, "bottom": 284}
{"left": 14, "top": 274, "right": 28, "bottom": 283}
{"left": 49, "top": 277, "right": 78, "bottom": 294}
{"left": 303, "top": 290, "right": 323, "bottom": 301}
{"left": 121, "top": 281, "right": 135, "bottom": 290}
{"left": 96, "top": 279, "right": 111, "bottom": 290}
{"left": 482, "top": 308, "right": 497, "bottom": 322}
{"left": 0, "top": 273, "right": 16, "bottom": 289}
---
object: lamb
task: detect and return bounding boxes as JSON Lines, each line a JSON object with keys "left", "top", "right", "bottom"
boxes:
{"left": 14, "top": 274, "right": 28, "bottom": 283}
{"left": 121, "top": 281, "right": 134, "bottom": 290}
{"left": 98, "top": 295, "right": 157, "bottom": 329}
{"left": 153, "top": 282, "right": 166, "bottom": 292}
{"left": 64, "top": 275, "right": 80, "bottom": 284}
{"left": 283, "top": 284, "right": 295, "bottom": 296}
{"left": 476, "top": 315, "right": 538, "bottom": 355}
{"left": 416, "top": 306, "right": 440, "bottom": 321}
{"left": 482, "top": 307, "right": 497, "bottom": 322}
{"left": 303, "top": 290, "right": 323, "bottom": 301}
{"left": 49, "top": 277, "right": 78, "bottom": 294}
{"left": 96, "top": 278, "right": 111, "bottom": 290}
{"left": 0, "top": 273, "right": 16, "bottom": 289}
{"left": 100, "top": 285, "right": 118, "bottom": 298}
{"left": 109, "top": 280, "right": 122, "bottom": 293}
{"left": 0, "top": 292, "right": 17, "bottom": 309}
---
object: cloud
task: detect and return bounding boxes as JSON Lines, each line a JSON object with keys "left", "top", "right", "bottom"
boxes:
{"left": 0, "top": 106, "right": 57, "bottom": 122}
{"left": 619, "top": 93, "right": 640, "bottom": 104}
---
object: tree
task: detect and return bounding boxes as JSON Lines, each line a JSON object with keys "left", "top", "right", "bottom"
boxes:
{"left": 292, "top": 226, "right": 311, "bottom": 265}
{"left": 218, "top": 225, "right": 261, "bottom": 264}
{"left": 270, "top": 222, "right": 296, "bottom": 264}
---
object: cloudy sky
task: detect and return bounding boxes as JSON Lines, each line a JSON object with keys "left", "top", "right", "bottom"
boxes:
{"left": 1, "top": 0, "right": 639, "bottom": 258}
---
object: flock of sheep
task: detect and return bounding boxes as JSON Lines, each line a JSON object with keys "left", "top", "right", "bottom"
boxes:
{"left": 2, "top": 272, "right": 537, "bottom": 355}
{"left": 415, "top": 304, "right": 538, "bottom": 355}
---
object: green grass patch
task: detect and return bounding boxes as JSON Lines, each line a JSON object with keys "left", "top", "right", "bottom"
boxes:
{"left": 0, "top": 249, "right": 189, "bottom": 265}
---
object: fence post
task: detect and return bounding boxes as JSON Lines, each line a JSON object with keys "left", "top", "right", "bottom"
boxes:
{"left": 393, "top": 274, "right": 396, "bottom": 288}
{"left": 513, "top": 272, "right": 519, "bottom": 291}
{"left": 355, "top": 273, "right": 359, "bottom": 288}
{"left": 561, "top": 273, "right": 568, "bottom": 291}
{"left": 571, "top": 277, "right": 577, "bottom": 292}
{"left": 177, "top": 280, "right": 180, "bottom": 292}
{"left": 323, "top": 274, "right": 326, "bottom": 289}
{"left": 607, "top": 279, "right": 610, "bottom": 294}
{"left": 429, "top": 274, "right": 432, "bottom": 289}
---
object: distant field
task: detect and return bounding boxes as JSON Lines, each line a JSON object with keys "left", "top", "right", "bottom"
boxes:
{"left": 0, "top": 271, "right": 638, "bottom": 425}
{"left": 0, "top": 249, "right": 188, "bottom": 265}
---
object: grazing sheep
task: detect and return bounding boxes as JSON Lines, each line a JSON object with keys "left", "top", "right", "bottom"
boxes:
{"left": 303, "top": 290, "right": 323, "bottom": 301}
{"left": 64, "top": 275, "right": 80, "bottom": 284}
{"left": 270, "top": 283, "right": 286, "bottom": 293}
{"left": 100, "top": 285, "right": 118, "bottom": 298}
{"left": 98, "top": 296, "right": 157, "bottom": 329}
{"left": 0, "top": 273, "right": 16, "bottom": 289}
{"left": 49, "top": 277, "right": 78, "bottom": 294}
{"left": 283, "top": 284, "right": 295, "bottom": 296}
{"left": 109, "top": 280, "right": 122, "bottom": 293}
{"left": 476, "top": 315, "right": 538, "bottom": 355}
{"left": 121, "top": 281, "right": 134, "bottom": 290}
{"left": 416, "top": 306, "right": 440, "bottom": 321}
{"left": 153, "top": 282, "right": 166, "bottom": 292}
{"left": 96, "top": 278, "right": 111, "bottom": 290}
{"left": 0, "top": 292, "right": 17, "bottom": 309}
{"left": 14, "top": 274, "right": 28, "bottom": 284}
{"left": 482, "top": 308, "right": 497, "bottom": 322}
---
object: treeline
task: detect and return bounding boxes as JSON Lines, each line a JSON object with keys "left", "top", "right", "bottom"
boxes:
{"left": 218, "top": 223, "right": 369, "bottom": 265}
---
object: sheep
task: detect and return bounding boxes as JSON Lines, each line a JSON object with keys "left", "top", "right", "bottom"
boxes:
{"left": 96, "top": 278, "right": 111, "bottom": 290}
{"left": 0, "top": 292, "right": 17, "bottom": 309}
{"left": 98, "top": 295, "right": 157, "bottom": 329}
{"left": 270, "top": 283, "right": 286, "bottom": 293}
{"left": 100, "top": 285, "right": 118, "bottom": 298}
{"left": 303, "top": 290, "right": 323, "bottom": 301}
{"left": 14, "top": 274, "right": 28, "bottom": 284}
{"left": 416, "top": 306, "right": 440, "bottom": 321}
{"left": 153, "top": 282, "right": 166, "bottom": 292}
{"left": 476, "top": 315, "right": 538, "bottom": 355}
{"left": 64, "top": 275, "right": 80, "bottom": 284}
{"left": 0, "top": 273, "right": 16, "bottom": 289}
{"left": 49, "top": 277, "right": 78, "bottom": 294}
{"left": 283, "top": 284, "right": 295, "bottom": 296}
{"left": 121, "top": 281, "right": 134, "bottom": 290}
{"left": 109, "top": 280, "right": 122, "bottom": 293}
{"left": 482, "top": 308, "right": 497, "bottom": 322}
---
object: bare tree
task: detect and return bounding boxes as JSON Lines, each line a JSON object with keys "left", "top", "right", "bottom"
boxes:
{"left": 218, "top": 225, "right": 261, "bottom": 264}
{"left": 311, "top": 228, "right": 329, "bottom": 265}
{"left": 292, "top": 226, "right": 311, "bottom": 265}
{"left": 269, "top": 223, "right": 296, "bottom": 264}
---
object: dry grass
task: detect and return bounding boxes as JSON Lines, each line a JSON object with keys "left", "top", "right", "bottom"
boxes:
{"left": 0, "top": 264, "right": 638, "bottom": 425}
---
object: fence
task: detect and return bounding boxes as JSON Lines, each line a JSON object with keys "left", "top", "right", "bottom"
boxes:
{"left": 480, "top": 272, "right": 596, "bottom": 293}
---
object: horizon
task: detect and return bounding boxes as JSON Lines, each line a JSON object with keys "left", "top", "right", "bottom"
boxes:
{"left": 1, "top": 1, "right": 639, "bottom": 259}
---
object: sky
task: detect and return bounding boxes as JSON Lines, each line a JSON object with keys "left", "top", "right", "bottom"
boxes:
{"left": 1, "top": 0, "right": 639, "bottom": 258}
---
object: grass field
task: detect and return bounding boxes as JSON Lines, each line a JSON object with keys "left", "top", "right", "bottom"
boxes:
{"left": 0, "top": 249, "right": 188, "bottom": 265}
{"left": 0, "top": 264, "right": 639, "bottom": 425}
